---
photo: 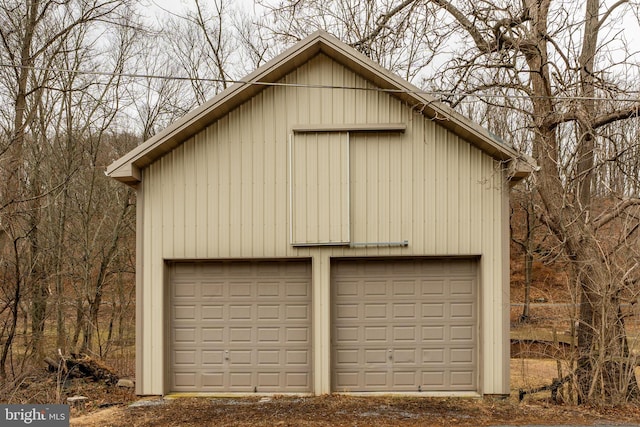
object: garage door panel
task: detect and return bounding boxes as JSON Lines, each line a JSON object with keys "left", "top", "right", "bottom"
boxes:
{"left": 394, "top": 371, "right": 418, "bottom": 387}
{"left": 170, "top": 260, "right": 312, "bottom": 393}
{"left": 202, "top": 305, "right": 223, "bottom": 320}
{"left": 257, "top": 305, "right": 280, "bottom": 319}
{"left": 202, "top": 373, "right": 223, "bottom": 387}
{"left": 174, "top": 328, "right": 196, "bottom": 343}
{"left": 336, "top": 304, "right": 358, "bottom": 319}
{"left": 450, "top": 371, "right": 475, "bottom": 387}
{"left": 423, "top": 349, "right": 445, "bottom": 363}
{"left": 450, "top": 302, "right": 474, "bottom": 319}
{"left": 393, "top": 303, "right": 416, "bottom": 319}
{"left": 257, "top": 282, "right": 279, "bottom": 297}
{"left": 392, "top": 281, "right": 416, "bottom": 296}
{"left": 286, "top": 304, "right": 309, "bottom": 320}
{"left": 286, "top": 372, "right": 310, "bottom": 388}
{"left": 365, "top": 303, "right": 387, "bottom": 318}
{"left": 451, "top": 280, "right": 475, "bottom": 296}
{"left": 332, "top": 258, "right": 477, "bottom": 392}
{"left": 286, "top": 327, "right": 309, "bottom": 343}
{"left": 257, "top": 327, "right": 280, "bottom": 342}
{"left": 202, "top": 350, "right": 224, "bottom": 365}
{"left": 422, "top": 280, "right": 445, "bottom": 295}
{"left": 202, "top": 282, "right": 224, "bottom": 297}
{"left": 365, "top": 326, "right": 387, "bottom": 342}
{"left": 450, "top": 348, "right": 474, "bottom": 364}
{"left": 202, "top": 328, "right": 223, "bottom": 342}
{"left": 286, "top": 282, "right": 309, "bottom": 297}
{"left": 335, "top": 372, "right": 359, "bottom": 389}
{"left": 422, "top": 326, "right": 445, "bottom": 341}
{"left": 364, "top": 281, "right": 387, "bottom": 296}
{"left": 393, "top": 349, "right": 417, "bottom": 364}
{"left": 174, "top": 305, "right": 196, "bottom": 320}
{"left": 286, "top": 349, "right": 309, "bottom": 365}
{"left": 423, "top": 303, "right": 445, "bottom": 318}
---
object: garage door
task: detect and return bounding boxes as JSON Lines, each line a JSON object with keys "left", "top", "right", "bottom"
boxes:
{"left": 332, "top": 258, "right": 477, "bottom": 392}
{"left": 170, "top": 260, "right": 312, "bottom": 393}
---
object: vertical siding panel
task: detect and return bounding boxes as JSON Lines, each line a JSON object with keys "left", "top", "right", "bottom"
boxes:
{"left": 447, "top": 134, "right": 460, "bottom": 253}
{"left": 458, "top": 141, "right": 471, "bottom": 253}
{"left": 307, "top": 62, "right": 319, "bottom": 124}
{"left": 355, "top": 74, "right": 366, "bottom": 124}
{"left": 172, "top": 144, "right": 186, "bottom": 257}
{"left": 194, "top": 132, "right": 208, "bottom": 257}
{"left": 378, "top": 86, "right": 390, "bottom": 122}
{"left": 388, "top": 96, "right": 400, "bottom": 123}
{"left": 184, "top": 138, "right": 197, "bottom": 258}
{"left": 424, "top": 120, "right": 437, "bottom": 253}
{"left": 366, "top": 136, "right": 378, "bottom": 239}
{"left": 240, "top": 104, "right": 254, "bottom": 256}
{"left": 339, "top": 134, "right": 350, "bottom": 242}
{"left": 160, "top": 157, "right": 174, "bottom": 258}
{"left": 149, "top": 164, "right": 167, "bottom": 392}
{"left": 207, "top": 124, "right": 219, "bottom": 256}
{"left": 332, "top": 61, "right": 345, "bottom": 124}
{"left": 470, "top": 148, "right": 483, "bottom": 253}
{"left": 434, "top": 126, "right": 447, "bottom": 252}
{"left": 252, "top": 95, "right": 265, "bottom": 256}
{"left": 331, "top": 133, "right": 350, "bottom": 242}
{"left": 350, "top": 137, "right": 365, "bottom": 243}
{"left": 317, "top": 134, "right": 330, "bottom": 240}
{"left": 379, "top": 134, "right": 390, "bottom": 242}
{"left": 320, "top": 56, "right": 333, "bottom": 124}
{"left": 275, "top": 84, "right": 289, "bottom": 255}
{"left": 218, "top": 115, "right": 231, "bottom": 254}
{"left": 481, "top": 155, "right": 497, "bottom": 391}
{"left": 262, "top": 88, "right": 276, "bottom": 256}
{"left": 228, "top": 109, "right": 242, "bottom": 256}
{"left": 306, "top": 135, "right": 319, "bottom": 241}
{"left": 366, "top": 84, "right": 379, "bottom": 123}
{"left": 386, "top": 135, "right": 402, "bottom": 242}
{"left": 411, "top": 115, "right": 424, "bottom": 253}
{"left": 144, "top": 166, "right": 159, "bottom": 392}
{"left": 342, "top": 63, "right": 356, "bottom": 123}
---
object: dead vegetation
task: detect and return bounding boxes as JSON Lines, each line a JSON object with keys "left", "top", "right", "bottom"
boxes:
{"left": 67, "top": 394, "right": 640, "bottom": 427}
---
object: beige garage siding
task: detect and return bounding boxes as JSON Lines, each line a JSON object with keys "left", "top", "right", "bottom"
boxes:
{"left": 331, "top": 258, "right": 478, "bottom": 392}
{"left": 169, "top": 260, "right": 312, "bottom": 393}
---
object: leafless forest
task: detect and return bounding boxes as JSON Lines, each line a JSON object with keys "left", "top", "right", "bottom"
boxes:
{"left": 1, "top": 0, "right": 640, "bottom": 406}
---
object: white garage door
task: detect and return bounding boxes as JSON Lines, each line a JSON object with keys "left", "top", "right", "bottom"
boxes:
{"left": 332, "top": 258, "right": 477, "bottom": 392}
{"left": 170, "top": 260, "right": 312, "bottom": 393}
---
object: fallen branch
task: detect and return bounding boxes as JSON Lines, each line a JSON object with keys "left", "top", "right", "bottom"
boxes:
{"left": 519, "top": 374, "right": 573, "bottom": 403}
{"left": 44, "top": 353, "right": 118, "bottom": 385}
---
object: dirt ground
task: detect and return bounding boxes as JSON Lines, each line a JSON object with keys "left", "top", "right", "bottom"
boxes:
{"left": 62, "top": 359, "right": 640, "bottom": 427}
{"left": 69, "top": 394, "right": 640, "bottom": 427}
{"left": 5, "top": 357, "right": 639, "bottom": 426}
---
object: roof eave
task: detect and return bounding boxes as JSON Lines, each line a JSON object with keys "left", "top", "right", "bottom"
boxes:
{"left": 106, "top": 30, "right": 529, "bottom": 184}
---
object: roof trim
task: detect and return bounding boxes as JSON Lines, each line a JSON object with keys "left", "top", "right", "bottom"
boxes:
{"left": 106, "top": 30, "right": 533, "bottom": 185}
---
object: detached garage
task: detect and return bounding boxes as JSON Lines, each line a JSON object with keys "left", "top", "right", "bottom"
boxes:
{"left": 106, "top": 31, "right": 533, "bottom": 397}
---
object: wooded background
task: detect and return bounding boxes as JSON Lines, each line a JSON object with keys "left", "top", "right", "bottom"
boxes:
{"left": 1, "top": 0, "right": 640, "bottom": 405}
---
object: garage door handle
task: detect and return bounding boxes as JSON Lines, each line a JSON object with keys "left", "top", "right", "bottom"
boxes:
{"left": 388, "top": 349, "right": 393, "bottom": 360}
{"left": 225, "top": 350, "right": 229, "bottom": 361}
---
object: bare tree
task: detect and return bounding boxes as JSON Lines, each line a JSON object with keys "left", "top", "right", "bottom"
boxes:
{"left": 0, "top": 0, "right": 136, "bottom": 373}
{"left": 259, "top": 0, "right": 640, "bottom": 404}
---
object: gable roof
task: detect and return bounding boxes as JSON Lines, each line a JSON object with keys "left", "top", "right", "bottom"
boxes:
{"left": 106, "top": 30, "right": 534, "bottom": 186}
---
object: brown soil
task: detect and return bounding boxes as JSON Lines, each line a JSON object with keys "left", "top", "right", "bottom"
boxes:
{"left": 61, "top": 360, "right": 640, "bottom": 427}
{"left": 68, "top": 394, "right": 640, "bottom": 427}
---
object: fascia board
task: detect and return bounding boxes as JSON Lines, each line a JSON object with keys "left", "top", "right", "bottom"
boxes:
{"left": 106, "top": 30, "right": 532, "bottom": 185}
